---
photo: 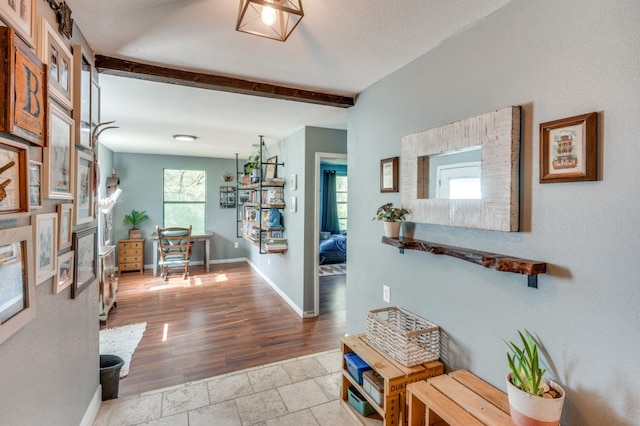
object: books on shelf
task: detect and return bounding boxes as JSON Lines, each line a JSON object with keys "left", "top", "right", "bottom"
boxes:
{"left": 263, "top": 238, "right": 288, "bottom": 253}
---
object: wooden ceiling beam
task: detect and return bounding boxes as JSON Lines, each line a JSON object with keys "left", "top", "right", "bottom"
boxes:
{"left": 94, "top": 55, "right": 355, "bottom": 108}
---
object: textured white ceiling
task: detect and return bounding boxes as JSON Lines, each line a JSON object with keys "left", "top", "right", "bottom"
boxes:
{"left": 64, "top": 0, "right": 512, "bottom": 158}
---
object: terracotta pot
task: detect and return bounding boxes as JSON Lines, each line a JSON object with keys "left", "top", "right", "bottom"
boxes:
{"left": 506, "top": 372, "right": 565, "bottom": 426}
{"left": 128, "top": 229, "right": 142, "bottom": 239}
{"left": 383, "top": 221, "right": 401, "bottom": 238}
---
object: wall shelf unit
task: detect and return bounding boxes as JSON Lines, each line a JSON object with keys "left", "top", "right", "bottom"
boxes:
{"left": 235, "top": 137, "right": 287, "bottom": 254}
{"left": 381, "top": 236, "right": 546, "bottom": 288}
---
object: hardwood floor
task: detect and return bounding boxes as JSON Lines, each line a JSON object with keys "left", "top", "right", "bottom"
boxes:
{"left": 101, "top": 262, "right": 346, "bottom": 396}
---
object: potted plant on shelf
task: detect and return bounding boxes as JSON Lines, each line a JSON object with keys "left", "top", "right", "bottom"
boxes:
{"left": 505, "top": 330, "right": 565, "bottom": 426}
{"left": 123, "top": 209, "right": 150, "bottom": 239}
{"left": 372, "top": 202, "right": 409, "bottom": 238}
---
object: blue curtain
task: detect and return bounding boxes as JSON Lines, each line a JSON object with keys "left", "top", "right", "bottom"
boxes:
{"left": 322, "top": 170, "right": 341, "bottom": 234}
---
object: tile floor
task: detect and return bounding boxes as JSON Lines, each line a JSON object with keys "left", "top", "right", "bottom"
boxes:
{"left": 93, "top": 349, "right": 359, "bottom": 426}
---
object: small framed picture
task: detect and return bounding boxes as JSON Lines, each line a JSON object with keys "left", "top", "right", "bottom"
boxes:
{"left": 0, "top": 137, "right": 29, "bottom": 218}
{"left": 0, "top": 0, "right": 36, "bottom": 47}
{"left": 37, "top": 17, "right": 73, "bottom": 110}
{"left": 0, "top": 225, "right": 35, "bottom": 345}
{"left": 57, "top": 203, "right": 73, "bottom": 250}
{"left": 33, "top": 212, "right": 58, "bottom": 285}
{"left": 72, "top": 45, "right": 92, "bottom": 148}
{"left": 380, "top": 157, "right": 399, "bottom": 192}
{"left": 540, "top": 112, "right": 597, "bottom": 183}
{"left": 264, "top": 156, "right": 278, "bottom": 181}
{"left": 71, "top": 225, "right": 97, "bottom": 298}
{"left": 44, "top": 101, "right": 75, "bottom": 199}
{"left": 28, "top": 160, "right": 42, "bottom": 209}
{"left": 74, "top": 149, "right": 94, "bottom": 225}
{"left": 54, "top": 250, "right": 74, "bottom": 294}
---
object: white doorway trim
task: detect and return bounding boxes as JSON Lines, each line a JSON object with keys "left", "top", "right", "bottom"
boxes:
{"left": 313, "top": 152, "right": 348, "bottom": 316}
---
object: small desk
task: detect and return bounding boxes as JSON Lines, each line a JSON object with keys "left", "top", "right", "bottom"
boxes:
{"left": 406, "top": 370, "right": 512, "bottom": 426}
{"left": 151, "top": 232, "right": 214, "bottom": 277}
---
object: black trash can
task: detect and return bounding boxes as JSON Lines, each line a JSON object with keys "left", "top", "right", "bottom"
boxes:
{"left": 100, "top": 354, "right": 124, "bottom": 401}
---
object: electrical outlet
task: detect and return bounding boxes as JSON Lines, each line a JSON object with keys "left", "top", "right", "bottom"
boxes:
{"left": 268, "top": 257, "right": 271, "bottom": 266}
{"left": 383, "top": 285, "right": 390, "bottom": 303}
{"left": 234, "top": 241, "right": 239, "bottom": 248}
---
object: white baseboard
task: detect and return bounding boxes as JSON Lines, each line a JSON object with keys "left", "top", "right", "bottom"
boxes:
{"left": 246, "top": 260, "right": 304, "bottom": 317}
{"left": 80, "top": 385, "right": 102, "bottom": 426}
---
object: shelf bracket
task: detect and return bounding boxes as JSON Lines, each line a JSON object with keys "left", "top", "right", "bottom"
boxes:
{"left": 527, "top": 275, "right": 538, "bottom": 289}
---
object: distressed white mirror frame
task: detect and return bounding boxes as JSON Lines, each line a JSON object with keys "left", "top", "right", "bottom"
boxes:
{"left": 401, "top": 106, "right": 521, "bottom": 232}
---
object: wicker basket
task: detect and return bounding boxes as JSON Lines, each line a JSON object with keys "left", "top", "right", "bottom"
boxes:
{"left": 366, "top": 307, "right": 440, "bottom": 367}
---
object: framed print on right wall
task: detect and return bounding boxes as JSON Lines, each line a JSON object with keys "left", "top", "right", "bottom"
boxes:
{"left": 540, "top": 112, "right": 598, "bottom": 183}
{"left": 380, "top": 156, "right": 399, "bottom": 192}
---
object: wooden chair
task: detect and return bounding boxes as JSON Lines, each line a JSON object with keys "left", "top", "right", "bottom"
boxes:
{"left": 156, "top": 226, "right": 192, "bottom": 280}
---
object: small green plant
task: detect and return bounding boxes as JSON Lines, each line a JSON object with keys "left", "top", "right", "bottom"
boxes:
{"left": 123, "top": 209, "right": 150, "bottom": 229}
{"left": 505, "top": 330, "right": 547, "bottom": 396}
{"left": 372, "top": 202, "right": 409, "bottom": 222}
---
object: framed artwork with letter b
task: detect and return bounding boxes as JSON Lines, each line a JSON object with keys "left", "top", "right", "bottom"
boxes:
{"left": 0, "top": 27, "right": 46, "bottom": 146}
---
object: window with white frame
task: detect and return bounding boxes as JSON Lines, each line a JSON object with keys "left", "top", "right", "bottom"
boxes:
{"left": 163, "top": 169, "right": 206, "bottom": 233}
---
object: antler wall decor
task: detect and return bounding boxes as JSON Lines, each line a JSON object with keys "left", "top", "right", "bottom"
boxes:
{"left": 91, "top": 121, "right": 119, "bottom": 147}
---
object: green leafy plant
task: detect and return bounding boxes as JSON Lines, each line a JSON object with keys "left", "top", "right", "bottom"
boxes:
{"left": 244, "top": 151, "right": 260, "bottom": 174}
{"left": 505, "top": 330, "right": 547, "bottom": 396}
{"left": 372, "top": 202, "right": 409, "bottom": 222}
{"left": 123, "top": 209, "right": 150, "bottom": 229}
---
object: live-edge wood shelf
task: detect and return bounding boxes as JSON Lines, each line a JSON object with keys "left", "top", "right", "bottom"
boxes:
{"left": 382, "top": 236, "right": 547, "bottom": 288}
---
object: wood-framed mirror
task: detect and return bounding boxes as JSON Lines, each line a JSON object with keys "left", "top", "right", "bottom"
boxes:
{"left": 401, "top": 106, "right": 521, "bottom": 232}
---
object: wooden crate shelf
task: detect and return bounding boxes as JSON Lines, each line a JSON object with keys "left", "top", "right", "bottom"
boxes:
{"left": 341, "top": 334, "right": 444, "bottom": 425}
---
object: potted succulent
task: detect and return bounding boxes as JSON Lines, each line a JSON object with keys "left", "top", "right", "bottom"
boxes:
{"left": 372, "top": 202, "right": 409, "bottom": 238}
{"left": 505, "top": 330, "right": 565, "bottom": 426}
{"left": 123, "top": 209, "right": 150, "bottom": 239}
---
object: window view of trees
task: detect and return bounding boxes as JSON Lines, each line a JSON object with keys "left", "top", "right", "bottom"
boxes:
{"left": 163, "top": 169, "right": 206, "bottom": 233}
{"left": 336, "top": 175, "right": 348, "bottom": 231}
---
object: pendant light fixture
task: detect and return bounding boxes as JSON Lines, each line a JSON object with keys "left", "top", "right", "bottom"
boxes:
{"left": 236, "top": 0, "right": 304, "bottom": 42}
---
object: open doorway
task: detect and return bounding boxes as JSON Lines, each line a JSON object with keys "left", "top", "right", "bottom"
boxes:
{"left": 313, "top": 152, "right": 347, "bottom": 316}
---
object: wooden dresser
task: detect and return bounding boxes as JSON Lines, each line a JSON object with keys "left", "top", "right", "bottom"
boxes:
{"left": 118, "top": 238, "right": 145, "bottom": 274}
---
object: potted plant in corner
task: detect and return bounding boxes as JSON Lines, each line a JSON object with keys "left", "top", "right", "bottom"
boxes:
{"left": 505, "top": 330, "right": 565, "bottom": 426}
{"left": 372, "top": 202, "right": 409, "bottom": 238}
{"left": 123, "top": 209, "right": 150, "bottom": 239}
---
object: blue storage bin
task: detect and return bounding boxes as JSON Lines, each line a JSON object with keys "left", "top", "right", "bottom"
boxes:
{"left": 348, "top": 386, "right": 376, "bottom": 417}
{"left": 344, "top": 352, "right": 371, "bottom": 385}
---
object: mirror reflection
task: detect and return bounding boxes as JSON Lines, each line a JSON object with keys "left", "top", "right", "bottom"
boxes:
{"left": 417, "top": 146, "right": 481, "bottom": 200}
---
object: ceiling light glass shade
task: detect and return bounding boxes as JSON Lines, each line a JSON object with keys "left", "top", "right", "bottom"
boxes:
{"left": 237, "top": 0, "right": 304, "bottom": 42}
{"left": 173, "top": 134, "right": 198, "bottom": 142}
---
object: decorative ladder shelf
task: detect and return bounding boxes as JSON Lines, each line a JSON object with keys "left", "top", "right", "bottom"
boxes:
{"left": 382, "top": 236, "right": 547, "bottom": 288}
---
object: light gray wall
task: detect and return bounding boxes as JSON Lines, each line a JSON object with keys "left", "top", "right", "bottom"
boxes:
{"left": 244, "top": 127, "right": 347, "bottom": 314}
{"left": 246, "top": 130, "right": 306, "bottom": 310}
{"left": 113, "top": 153, "right": 249, "bottom": 265}
{"left": 303, "top": 127, "right": 347, "bottom": 311}
{"left": 346, "top": 0, "right": 640, "bottom": 424}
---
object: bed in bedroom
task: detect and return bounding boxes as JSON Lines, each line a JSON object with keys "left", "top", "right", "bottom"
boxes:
{"left": 319, "top": 231, "right": 347, "bottom": 264}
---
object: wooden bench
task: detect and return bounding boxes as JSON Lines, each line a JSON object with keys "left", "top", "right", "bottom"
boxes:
{"left": 406, "top": 370, "right": 512, "bottom": 426}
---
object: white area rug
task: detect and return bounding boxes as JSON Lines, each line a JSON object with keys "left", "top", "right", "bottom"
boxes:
{"left": 99, "top": 322, "right": 147, "bottom": 378}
